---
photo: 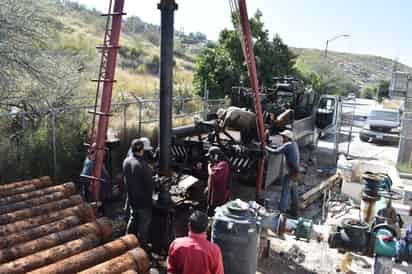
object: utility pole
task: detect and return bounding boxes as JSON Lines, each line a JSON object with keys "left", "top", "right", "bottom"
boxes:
{"left": 324, "top": 34, "right": 350, "bottom": 58}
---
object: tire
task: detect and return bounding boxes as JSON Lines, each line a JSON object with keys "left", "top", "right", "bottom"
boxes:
{"left": 360, "top": 135, "right": 369, "bottom": 142}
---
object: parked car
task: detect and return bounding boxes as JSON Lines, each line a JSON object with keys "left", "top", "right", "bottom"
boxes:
{"left": 360, "top": 108, "right": 401, "bottom": 144}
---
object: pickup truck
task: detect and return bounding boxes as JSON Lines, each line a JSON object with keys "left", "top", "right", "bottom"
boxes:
{"left": 359, "top": 108, "right": 401, "bottom": 144}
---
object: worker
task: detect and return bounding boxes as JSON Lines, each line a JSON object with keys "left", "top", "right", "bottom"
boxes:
{"left": 123, "top": 138, "right": 154, "bottom": 248}
{"left": 217, "top": 106, "right": 257, "bottom": 144}
{"left": 80, "top": 143, "right": 110, "bottom": 203}
{"left": 206, "top": 146, "right": 231, "bottom": 216}
{"left": 167, "top": 210, "right": 224, "bottom": 274}
{"left": 123, "top": 137, "right": 154, "bottom": 223}
{"left": 266, "top": 130, "right": 300, "bottom": 217}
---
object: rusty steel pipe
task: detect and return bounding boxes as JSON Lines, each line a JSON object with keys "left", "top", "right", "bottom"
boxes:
{"left": 78, "top": 248, "right": 150, "bottom": 274}
{"left": 29, "top": 234, "right": 140, "bottom": 274}
{"left": 0, "top": 217, "right": 112, "bottom": 264}
{"left": 0, "top": 177, "right": 52, "bottom": 198}
{"left": 0, "top": 190, "right": 76, "bottom": 215}
{"left": 0, "top": 234, "right": 102, "bottom": 274}
{"left": 0, "top": 182, "right": 75, "bottom": 207}
{"left": 0, "top": 215, "right": 84, "bottom": 249}
{"left": 0, "top": 195, "right": 83, "bottom": 225}
{"left": 120, "top": 271, "right": 138, "bottom": 274}
{"left": 0, "top": 176, "right": 51, "bottom": 192}
{"left": 0, "top": 203, "right": 95, "bottom": 238}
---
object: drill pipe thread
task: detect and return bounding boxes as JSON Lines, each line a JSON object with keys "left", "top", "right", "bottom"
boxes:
{"left": 0, "top": 190, "right": 76, "bottom": 215}
{"left": 0, "top": 195, "right": 83, "bottom": 225}
{"left": 0, "top": 217, "right": 112, "bottom": 264}
{"left": 0, "top": 203, "right": 95, "bottom": 237}
{"left": 0, "top": 234, "right": 102, "bottom": 274}
{"left": 0, "top": 182, "right": 75, "bottom": 207}
{"left": 28, "top": 234, "right": 140, "bottom": 274}
{"left": 0, "top": 177, "right": 51, "bottom": 192}
{"left": 78, "top": 247, "right": 150, "bottom": 274}
{"left": 0, "top": 177, "right": 52, "bottom": 198}
{"left": 0, "top": 215, "right": 83, "bottom": 249}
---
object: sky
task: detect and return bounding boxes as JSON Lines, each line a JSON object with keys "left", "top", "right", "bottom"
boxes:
{"left": 74, "top": 0, "right": 412, "bottom": 66}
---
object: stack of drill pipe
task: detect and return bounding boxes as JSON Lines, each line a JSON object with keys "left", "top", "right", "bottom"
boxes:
{"left": 0, "top": 195, "right": 83, "bottom": 225}
{"left": 0, "top": 217, "right": 112, "bottom": 264}
{"left": 0, "top": 218, "right": 113, "bottom": 274}
{"left": 0, "top": 177, "right": 52, "bottom": 198}
{"left": 0, "top": 215, "right": 84, "bottom": 249}
{"left": 0, "top": 203, "right": 95, "bottom": 238}
{"left": 28, "top": 234, "right": 140, "bottom": 274}
{"left": 0, "top": 182, "right": 75, "bottom": 207}
{"left": 0, "top": 187, "right": 76, "bottom": 215}
{"left": 0, "top": 176, "right": 51, "bottom": 192}
{"left": 78, "top": 248, "right": 150, "bottom": 274}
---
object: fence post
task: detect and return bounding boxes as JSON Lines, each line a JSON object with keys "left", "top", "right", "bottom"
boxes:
{"left": 203, "top": 80, "right": 209, "bottom": 119}
{"left": 51, "top": 110, "right": 57, "bottom": 180}
{"left": 123, "top": 104, "right": 127, "bottom": 139}
{"left": 137, "top": 98, "right": 143, "bottom": 137}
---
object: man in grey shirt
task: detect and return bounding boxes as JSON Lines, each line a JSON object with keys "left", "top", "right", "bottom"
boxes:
{"left": 266, "top": 130, "right": 300, "bottom": 217}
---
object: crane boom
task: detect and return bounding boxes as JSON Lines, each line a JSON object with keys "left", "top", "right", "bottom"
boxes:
{"left": 237, "top": 0, "right": 266, "bottom": 197}
{"left": 90, "top": 0, "right": 125, "bottom": 203}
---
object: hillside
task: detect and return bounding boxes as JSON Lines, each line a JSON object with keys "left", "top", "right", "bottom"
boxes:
{"left": 50, "top": 0, "right": 207, "bottom": 100}
{"left": 293, "top": 47, "right": 412, "bottom": 90}
{"left": 15, "top": 0, "right": 412, "bottom": 98}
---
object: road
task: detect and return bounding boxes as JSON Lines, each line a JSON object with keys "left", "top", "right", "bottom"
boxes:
{"left": 317, "top": 98, "right": 399, "bottom": 167}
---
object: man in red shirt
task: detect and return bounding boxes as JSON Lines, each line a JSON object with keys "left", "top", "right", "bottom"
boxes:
{"left": 167, "top": 211, "right": 224, "bottom": 274}
{"left": 206, "top": 146, "right": 231, "bottom": 215}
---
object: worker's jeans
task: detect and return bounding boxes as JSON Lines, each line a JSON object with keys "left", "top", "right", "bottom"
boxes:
{"left": 278, "top": 175, "right": 298, "bottom": 216}
{"left": 127, "top": 207, "right": 152, "bottom": 246}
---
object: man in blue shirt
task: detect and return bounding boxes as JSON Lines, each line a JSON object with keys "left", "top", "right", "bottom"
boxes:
{"left": 266, "top": 130, "right": 300, "bottom": 217}
{"left": 80, "top": 143, "right": 111, "bottom": 202}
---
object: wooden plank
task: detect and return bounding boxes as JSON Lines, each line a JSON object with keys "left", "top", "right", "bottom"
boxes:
{"left": 300, "top": 174, "right": 342, "bottom": 209}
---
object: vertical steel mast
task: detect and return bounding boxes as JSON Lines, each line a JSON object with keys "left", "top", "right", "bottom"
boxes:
{"left": 237, "top": 0, "right": 266, "bottom": 197}
{"left": 90, "top": 0, "right": 125, "bottom": 202}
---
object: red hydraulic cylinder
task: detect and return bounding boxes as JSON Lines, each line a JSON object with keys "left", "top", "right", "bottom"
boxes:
{"left": 237, "top": 0, "right": 266, "bottom": 197}
{"left": 91, "top": 0, "right": 125, "bottom": 202}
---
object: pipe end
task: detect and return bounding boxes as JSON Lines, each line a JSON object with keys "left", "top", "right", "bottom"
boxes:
{"left": 129, "top": 248, "right": 150, "bottom": 274}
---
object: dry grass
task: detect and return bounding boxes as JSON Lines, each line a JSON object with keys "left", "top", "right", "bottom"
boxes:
{"left": 114, "top": 70, "right": 159, "bottom": 98}
{"left": 382, "top": 99, "right": 402, "bottom": 110}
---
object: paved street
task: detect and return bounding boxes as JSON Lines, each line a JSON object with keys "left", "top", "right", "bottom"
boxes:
{"left": 318, "top": 98, "right": 399, "bottom": 167}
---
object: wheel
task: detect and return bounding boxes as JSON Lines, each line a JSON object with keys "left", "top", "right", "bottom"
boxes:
{"left": 360, "top": 135, "right": 369, "bottom": 142}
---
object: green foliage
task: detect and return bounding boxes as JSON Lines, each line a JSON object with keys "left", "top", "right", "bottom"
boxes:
{"left": 0, "top": 111, "right": 89, "bottom": 183}
{"left": 377, "top": 80, "right": 390, "bottom": 102}
{"left": 358, "top": 80, "right": 389, "bottom": 102}
{"left": 194, "top": 11, "right": 297, "bottom": 98}
{"left": 294, "top": 48, "right": 412, "bottom": 91}
{"left": 295, "top": 54, "right": 358, "bottom": 96}
{"left": 361, "top": 86, "right": 377, "bottom": 99}
{"left": 118, "top": 45, "right": 145, "bottom": 70}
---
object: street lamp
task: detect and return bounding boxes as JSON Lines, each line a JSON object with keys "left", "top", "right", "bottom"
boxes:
{"left": 324, "top": 34, "right": 350, "bottom": 58}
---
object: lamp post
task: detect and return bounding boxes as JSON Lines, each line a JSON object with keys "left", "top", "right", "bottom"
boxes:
{"left": 324, "top": 34, "right": 350, "bottom": 58}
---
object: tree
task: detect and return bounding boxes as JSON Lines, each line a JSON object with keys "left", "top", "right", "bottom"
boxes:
{"left": 0, "top": 0, "right": 85, "bottom": 117}
{"left": 361, "top": 86, "right": 377, "bottom": 99}
{"left": 377, "top": 80, "right": 390, "bottom": 102}
{"left": 194, "top": 10, "right": 297, "bottom": 98}
{"left": 295, "top": 55, "right": 358, "bottom": 97}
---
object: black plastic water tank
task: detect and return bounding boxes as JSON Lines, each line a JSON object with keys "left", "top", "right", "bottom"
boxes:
{"left": 212, "top": 201, "right": 261, "bottom": 274}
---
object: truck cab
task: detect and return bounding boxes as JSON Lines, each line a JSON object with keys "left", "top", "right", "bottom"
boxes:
{"left": 315, "top": 95, "right": 342, "bottom": 138}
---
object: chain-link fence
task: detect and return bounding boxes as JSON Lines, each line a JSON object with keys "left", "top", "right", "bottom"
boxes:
{"left": 0, "top": 96, "right": 226, "bottom": 183}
